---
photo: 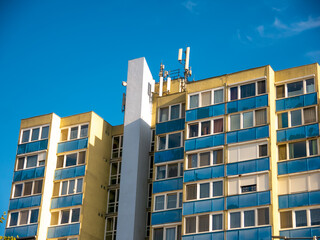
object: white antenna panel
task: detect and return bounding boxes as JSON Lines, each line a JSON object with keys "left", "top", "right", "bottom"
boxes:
{"left": 167, "top": 77, "right": 171, "bottom": 92}
{"left": 178, "top": 48, "right": 183, "bottom": 61}
{"left": 159, "top": 76, "right": 163, "bottom": 97}
{"left": 185, "top": 47, "right": 190, "bottom": 70}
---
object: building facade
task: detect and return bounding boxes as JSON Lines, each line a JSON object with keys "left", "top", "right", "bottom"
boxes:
{"left": 4, "top": 58, "right": 320, "bottom": 240}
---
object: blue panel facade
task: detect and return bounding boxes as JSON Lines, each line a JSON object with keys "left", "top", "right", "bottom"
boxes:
{"left": 13, "top": 167, "right": 45, "bottom": 182}
{"left": 277, "top": 123, "right": 319, "bottom": 142}
{"left": 227, "top": 95, "right": 268, "bottom": 114}
{"left": 156, "top": 118, "right": 185, "bottom": 135}
{"left": 226, "top": 226, "right": 272, "bottom": 240}
{"left": 227, "top": 126, "right": 269, "bottom": 144}
{"left": 47, "top": 223, "right": 80, "bottom": 238}
{"left": 5, "top": 224, "right": 38, "bottom": 238}
{"left": 278, "top": 190, "right": 320, "bottom": 209}
{"left": 9, "top": 195, "right": 41, "bottom": 210}
{"left": 276, "top": 92, "right": 317, "bottom": 111}
{"left": 17, "top": 139, "right": 48, "bottom": 155}
{"left": 280, "top": 227, "right": 320, "bottom": 239}
{"left": 151, "top": 209, "right": 182, "bottom": 225}
{"left": 51, "top": 194, "right": 83, "bottom": 209}
{"left": 185, "top": 134, "right": 224, "bottom": 152}
{"left": 54, "top": 165, "right": 86, "bottom": 180}
{"left": 183, "top": 198, "right": 224, "bottom": 215}
{"left": 57, "top": 138, "right": 88, "bottom": 153}
{"left": 226, "top": 158, "right": 269, "bottom": 176}
{"left": 186, "top": 103, "right": 225, "bottom": 122}
{"left": 184, "top": 165, "right": 224, "bottom": 183}
{"left": 226, "top": 191, "right": 270, "bottom": 209}
{"left": 182, "top": 231, "right": 224, "bottom": 240}
{"left": 154, "top": 147, "right": 184, "bottom": 164}
{"left": 278, "top": 156, "right": 320, "bottom": 175}
{"left": 152, "top": 178, "right": 183, "bottom": 194}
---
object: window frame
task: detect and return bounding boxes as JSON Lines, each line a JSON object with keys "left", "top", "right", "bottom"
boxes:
{"left": 109, "top": 161, "right": 121, "bottom": 185}
{"left": 185, "top": 179, "right": 224, "bottom": 201}
{"left": 280, "top": 207, "right": 320, "bottom": 229}
{"left": 105, "top": 215, "right": 117, "bottom": 240}
{"left": 56, "top": 150, "right": 86, "bottom": 169}
{"left": 188, "top": 87, "right": 225, "bottom": 110}
{"left": 16, "top": 151, "right": 47, "bottom": 171}
{"left": 60, "top": 123, "right": 89, "bottom": 142}
{"left": 7, "top": 208, "right": 39, "bottom": 227}
{"left": 153, "top": 191, "right": 183, "bottom": 212}
{"left": 276, "top": 77, "right": 316, "bottom": 99}
{"left": 278, "top": 139, "right": 318, "bottom": 161}
{"left": 111, "top": 135, "right": 123, "bottom": 159}
{"left": 228, "top": 108, "right": 267, "bottom": 131}
{"left": 20, "top": 125, "right": 50, "bottom": 144}
{"left": 107, "top": 188, "right": 119, "bottom": 214}
{"left": 55, "top": 208, "right": 81, "bottom": 226}
{"left": 155, "top": 161, "right": 183, "bottom": 180}
{"left": 158, "top": 103, "right": 186, "bottom": 123}
{"left": 59, "top": 178, "right": 83, "bottom": 196}
{"left": 152, "top": 224, "right": 182, "bottom": 240}
{"left": 186, "top": 148, "right": 224, "bottom": 170}
{"left": 157, "top": 131, "right": 184, "bottom": 151}
{"left": 187, "top": 117, "right": 224, "bottom": 139}
{"left": 12, "top": 179, "right": 43, "bottom": 198}
{"left": 184, "top": 212, "right": 224, "bottom": 235}
{"left": 277, "top": 106, "right": 317, "bottom": 129}
{"left": 228, "top": 80, "right": 267, "bottom": 102}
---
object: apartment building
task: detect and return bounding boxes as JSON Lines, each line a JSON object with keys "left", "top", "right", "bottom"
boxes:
{"left": 4, "top": 57, "right": 320, "bottom": 240}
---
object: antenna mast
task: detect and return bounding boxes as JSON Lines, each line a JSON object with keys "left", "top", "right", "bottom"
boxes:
{"left": 178, "top": 47, "right": 192, "bottom": 91}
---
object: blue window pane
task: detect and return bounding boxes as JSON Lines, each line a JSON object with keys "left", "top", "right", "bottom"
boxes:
{"left": 289, "top": 141, "right": 306, "bottom": 159}
{"left": 80, "top": 125, "right": 88, "bottom": 138}
{"left": 190, "top": 95, "right": 199, "bottom": 109}
{"left": 167, "top": 194, "right": 177, "bottom": 209}
{"left": 171, "top": 105, "right": 180, "bottom": 120}
{"left": 41, "top": 126, "right": 49, "bottom": 139}
{"left": 230, "top": 114, "right": 240, "bottom": 131}
{"left": 287, "top": 81, "right": 303, "bottom": 97}
{"left": 30, "top": 209, "right": 39, "bottom": 223}
{"left": 311, "top": 208, "right": 320, "bottom": 225}
{"left": 26, "top": 155, "right": 37, "bottom": 168}
{"left": 278, "top": 112, "right": 288, "bottom": 128}
{"left": 155, "top": 196, "right": 164, "bottom": 211}
{"left": 230, "top": 212, "right": 241, "bottom": 228}
{"left": 200, "top": 183, "right": 210, "bottom": 198}
{"left": 9, "top": 212, "right": 18, "bottom": 226}
{"left": 158, "top": 136, "right": 166, "bottom": 150}
{"left": 241, "top": 83, "right": 255, "bottom": 99}
{"left": 31, "top": 128, "right": 40, "bottom": 141}
{"left": 71, "top": 208, "right": 80, "bottom": 222}
{"left": 156, "top": 166, "right": 166, "bottom": 180}
{"left": 77, "top": 179, "right": 83, "bottom": 193}
{"left": 70, "top": 127, "right": 78, "bottom": 140}
{"left": 22, "top": 130, "right": 30, "bottom": 143}
{"left": 154, "top": 228, "right": 163, "bottom": 240}
{"left": 230, "top": 87, "right": 238, "bottom": 100}
{"left": 66, "top": 153, "right": 77, "bottom": 167}
{"left": 291, "top": 109, "right": 302, "bottom": 126}
{"left": 168, "top": 133, "right": 181, "bottom": 149}
{"left": 212, "top": 214, "right": 223, "bottom": 230}
{"left": 214, "top": 89, "right": 223, "bottom": 104}
{"left": 243, "top": 111, "right": 253, "bottom": 128}
{"left": 166, "top": 227, "right": 176, "bottom": 240}
{"left": 295, "top": 210, "right": 307, "bottom": 227}
{"left": 306, "top": 78, "right": 315, "bottom": 93}
{"left": 213, "top": 181, "right": 223, "bottom": 197}
{"left": 244, "top": 210, "right": 255, "bottom": 227}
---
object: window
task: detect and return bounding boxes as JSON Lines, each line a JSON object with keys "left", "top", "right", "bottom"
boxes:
{"left": 149, "top": 156, "right": 154, "bottom": 179}
{"left": 156, "top": 162, "right": 183, "bottom": 180}
{"left": 186, "top": 180, "right": 223, "bottom": 201}
{"left": 55, "top": 208, "right": 80, "bottom": 225}
{"left": 229, "top": 207, "right": 269, "bottom": 229}
{"left": 153, "top": 225, "right": 181, "bottom": 240}
{"left": 187, "top": 118, "right": 223, "bottom": 138}
{"left": 107, "top": 189, "right": 119, "bottom": 213}
{"left": 59, "top": 178, "right": 83, "bottom": 196}
{"left": 150, "top": 129, "right": 155, "bottom": 152}
{"left": 280, "top": 208, "right": 320, "bottom": 229}
{"left": 278, "top": 139, "right": 318, "bottom": 161}
{"left": 158, "top": 103, "right": 185, "bottom": 122}
{"left": 20, "top": 125, "right": 49, "bottom": 143}
{"left": 56, "top": 151, "right": 86, "bottom": 168}
{"left": 185, "top": 213, "right": 223, "bottom": 234}
{"left": 154, "top": 192, "right": 182, "bottom": 211}
{"left": 105, "top": 216, "right": 117, "bottom": 240}
{"left": 229, "top": 109, "right": 267, "bottom": 131}
{"left": 229, "top": 80, "right": 266, "bottom": 101}
{"left": 189, "top": 88, "right": 224, "bottom": 109}
{"left": 157, "top": 132, "right": 183, "bottom": 151}
{"left": 8, "top": 209, "right": 39, "bottom": 227}
{"left": 228, "top": 141, "right": 268, "bottom": 163}
{"left": 13, "top": 180, "right": 43, "bottom": 198}
{"left": 110, "top": 161, "right": 121, "bottom": 185}
{"left": 60, "top": 124, "right": 88, "bottom": 141}
{"left": 278, "top": 106, "right": 317, "bottom": 129}
{"left": 111, "top": 135, "right": 123, "bottom": 159}
{"left": 228, "top": 173, "right": 269, "bottom": 195}
{"left": 16, "top": 152, "right": 46, "bottom": 170}
{"left": 187, "top": 149, "right": 223, "bottom": 169}
{"left": 276, "top": 78, "right": 315, "bottom": 99}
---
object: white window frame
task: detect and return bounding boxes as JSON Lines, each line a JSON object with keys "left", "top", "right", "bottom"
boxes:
{"left": 228, "top": 207, "right": 270, "bottom": 230}
{"left": 184, "top": 212, "right": 224, "bottom": 235}
{"left": 109, "top": 161, "right": 121, "bottom": 185}
{"left": 12, "top": 179, "right": 43, "bottom": 198}
{"left": 280, "top": 207, "right": 320, "bottom": 229}
{"left": 186, "top": 147, "right": 224, "bottom": 170}
{"left": 157, "top": 131, "right": 184, "bottom": 151}
{"left": 278, "top": 139, "right": 319, "bottom": 161}
{"left": 153, "top": 191, "right": 183, "bottom": 212}
{"left": 111, "top": 135, "right": 123, "bottom": 159}
{"left": 276, "top": 77, "right": 315, "bottom": 99}
{"left": 228, "top": 80, "right": 266, "bottom": 101}
{"left": 152, "top": 224, "right": 182, "bottom": 240}
{"left": 185, "top": 179, "right": 224, "bottom": 201}
{"left": 57, "top": 207, "right": 81, "bottom": 225}
{"left": 60, "top": 123, "right": 89, "bottom": 142}
{"left": 277, "top": 106, "right": 317, "bottom": 129}
{"left": 228, "top": 108, "right": 267, "bottom": 131}
{"left": 187, "top": 117, "right": 224, "bottom": 139}
{"left": 107, "top": 188, "right": 119, "bottom": 214}
{"left": 7, "top": 208, "right": 39, "bottom": 227}
{"left": 57, "top": 150, "right": 86, "bottom": 169}
{"left": 155, "top": 160, "right": 183, "bottom": 180}
{"left": 59, "top": 178, "right": 83, "bottom": 196}
{"left": 188, "top": 87, "right": 224, "bottom": 110}
{"left": 105, "top": 215, "right": 117, "bottom": 240}
{"left": 16, "top": 151, "right": 47, "bottom": 171}
{"left": 158, "top": 103, "right": 185, "bottom": 123}
{"left": 20, "top": 125, "right": 50, "bottom": 144}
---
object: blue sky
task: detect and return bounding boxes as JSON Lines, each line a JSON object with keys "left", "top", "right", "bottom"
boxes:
{"left": 0, "top": 0, "right": 319, "bottom": 234}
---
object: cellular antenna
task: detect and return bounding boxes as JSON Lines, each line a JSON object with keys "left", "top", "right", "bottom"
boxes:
{"left": 178, "top": 46, "right": 192, "bottom": 91}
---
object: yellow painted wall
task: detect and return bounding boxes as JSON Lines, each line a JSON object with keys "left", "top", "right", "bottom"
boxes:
{"left": 275, "top": 63, "right": 318, "bottom": 83}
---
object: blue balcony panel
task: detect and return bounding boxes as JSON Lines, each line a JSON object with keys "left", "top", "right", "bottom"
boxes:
{"left": 182, "top": 231, "right": 224, "bottom": 240}
{"left": 151, "top": 209, "right": 182, "bottom": 225}
{"left": 5, "top": 224, "right": 38, "bottom": 238}
{"left": 47, "top": 223, "right": 80, "bottom": 238}
{"left": 184, "top": 165, "right": 224, "bottom": 183}
{"left": 54, "top": 165, "right": 86, "bottom": 181}
{"left": 277, "top": 124, "right": 319, "bottom": 142}
{"left": 227, "top": 158, "right": 269, "bottom": 176}
{"left": 9, "top": 195, "right": 41, "bottom": 211}
{"left": 279, "top": 190, "right": 320, "bottom": 209}
{"left": 13, "top": 167, "right": 45, "bottom": 182}
{"left": 17, "top": 139, "right": 48, "bottom": 155}
{"left": 152, "top": 178, "right": 183, "bottom": 194}
{"left": 185, "top": 134, "right": 224, "bottom": 152}
{"left": 226, "top": 226, "right": 271, "bottom": 240}
{"left": 186, "top": 103, "right": 225, "bottom": 122}
{"left": 57, "top": 138, "right": 88, "bottom": 153}
{"left": 154, "top": 147, "right": 184, "bottom": 164}
{"left": 227, "top": 95, "right": 268, "bottom": 114}
{"left": 280, "top": 227, "right": 320, "bottom": 239}
{"left": 183, "top": 198, "right": 224, "bottom": 215}
{"left": 226, "top": 191, "right": 270, "bottom": 210}
{"left": 51, "top": 194, "right": 83, "bottom": 209}
{"left": 156, "top": 118, "right": 185, "bottom": 135}
{"left": 227, "top": 126, "right": 269, "bottom": 144}
{"left": 278, "top": 156, "right": 320, "bottom": 175}
{"left": 276, "top": 92, "right": 317, "bottom": 112}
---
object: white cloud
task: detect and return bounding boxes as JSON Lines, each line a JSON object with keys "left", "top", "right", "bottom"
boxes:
{"left": 182, "top": 0, "right": 198, "bottom": 13}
